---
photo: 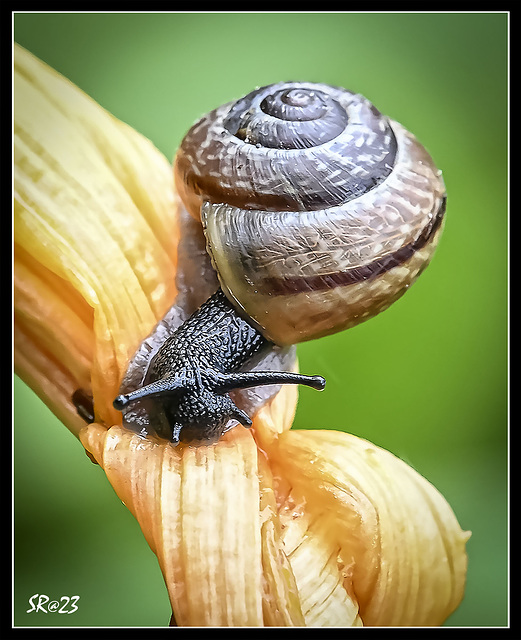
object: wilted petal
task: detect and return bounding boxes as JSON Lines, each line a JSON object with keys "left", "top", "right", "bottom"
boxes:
{"left": 257, "top": 454, "right": 306, "bottom": 626}
{"left": 278, "top": 488, "right": 362, "bottom": 627}
{"left": 255, "top": 393, "right": 363, "bottom": 627}
{"left": 81, "top": 423, "right": 267, "bottom": 626}
{"left": 14, "top": 44, "right": 179, "bottom": 430}
{"left": 263, "top": 429, "right": 470, "bottom": 626}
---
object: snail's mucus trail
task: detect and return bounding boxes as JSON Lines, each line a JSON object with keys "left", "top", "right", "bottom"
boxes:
{"left": 264, "top": 197, "right": 446, "bottom": 296}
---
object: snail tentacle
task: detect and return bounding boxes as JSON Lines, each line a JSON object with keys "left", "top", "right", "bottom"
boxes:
{"left": 211, "top": 370, "right": 326, "bottom": 394}
{"left": 113, "top": 374, "right": 187, "bottom": 409}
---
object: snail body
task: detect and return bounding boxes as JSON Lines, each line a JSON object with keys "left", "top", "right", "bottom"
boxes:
{"left": 113, "top": 82, "right": 446, "bottom": 443}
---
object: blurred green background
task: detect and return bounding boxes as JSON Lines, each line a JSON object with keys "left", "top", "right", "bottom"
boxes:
{"left": 14, "top": 12, "right": 508, "bottom": 628}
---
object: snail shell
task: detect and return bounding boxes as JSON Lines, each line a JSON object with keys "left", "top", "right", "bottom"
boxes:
{"left": 174, "top": 82, "right": 446, "bottom": 346}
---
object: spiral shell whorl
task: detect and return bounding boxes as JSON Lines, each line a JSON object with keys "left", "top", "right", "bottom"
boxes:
{"left": 224, "top": 86, "right": 349, "bottom": 149}
{"left": 174, "top": 82, "right": 446, "bottom": 345}
{"left": 175, "top": 82, "right": 397, "bottom": 214}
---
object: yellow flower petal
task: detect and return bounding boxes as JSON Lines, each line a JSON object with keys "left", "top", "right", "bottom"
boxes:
{"left": 277, "top": 492, "right": 363, "bottom": 626}
{"left": 14, "top": 44, "right": 179, "bottom": 429}
{"left": 81, "top": 423, "right": 265, "bottom": 626}
{"left": 258, "top": 454, "right": 306, "bottom": 626}
{"left": 264, "top": 429, "right": 470, "bottom": 626}
{"left": 81, "top": 387, "right": 469, "bottom": 627}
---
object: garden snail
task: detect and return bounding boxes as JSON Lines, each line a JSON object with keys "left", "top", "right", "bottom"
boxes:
{"left": 112, "top": 82, "right": 446, "bottom": 444}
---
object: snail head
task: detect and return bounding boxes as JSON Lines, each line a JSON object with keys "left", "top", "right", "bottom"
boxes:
{"left": 114, "top": 365, "right": 325, "bottom": 444}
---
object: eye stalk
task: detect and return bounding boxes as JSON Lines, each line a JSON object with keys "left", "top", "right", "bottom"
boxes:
{"left": 113, "top": 375, "right": 187, "bottom": 409}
